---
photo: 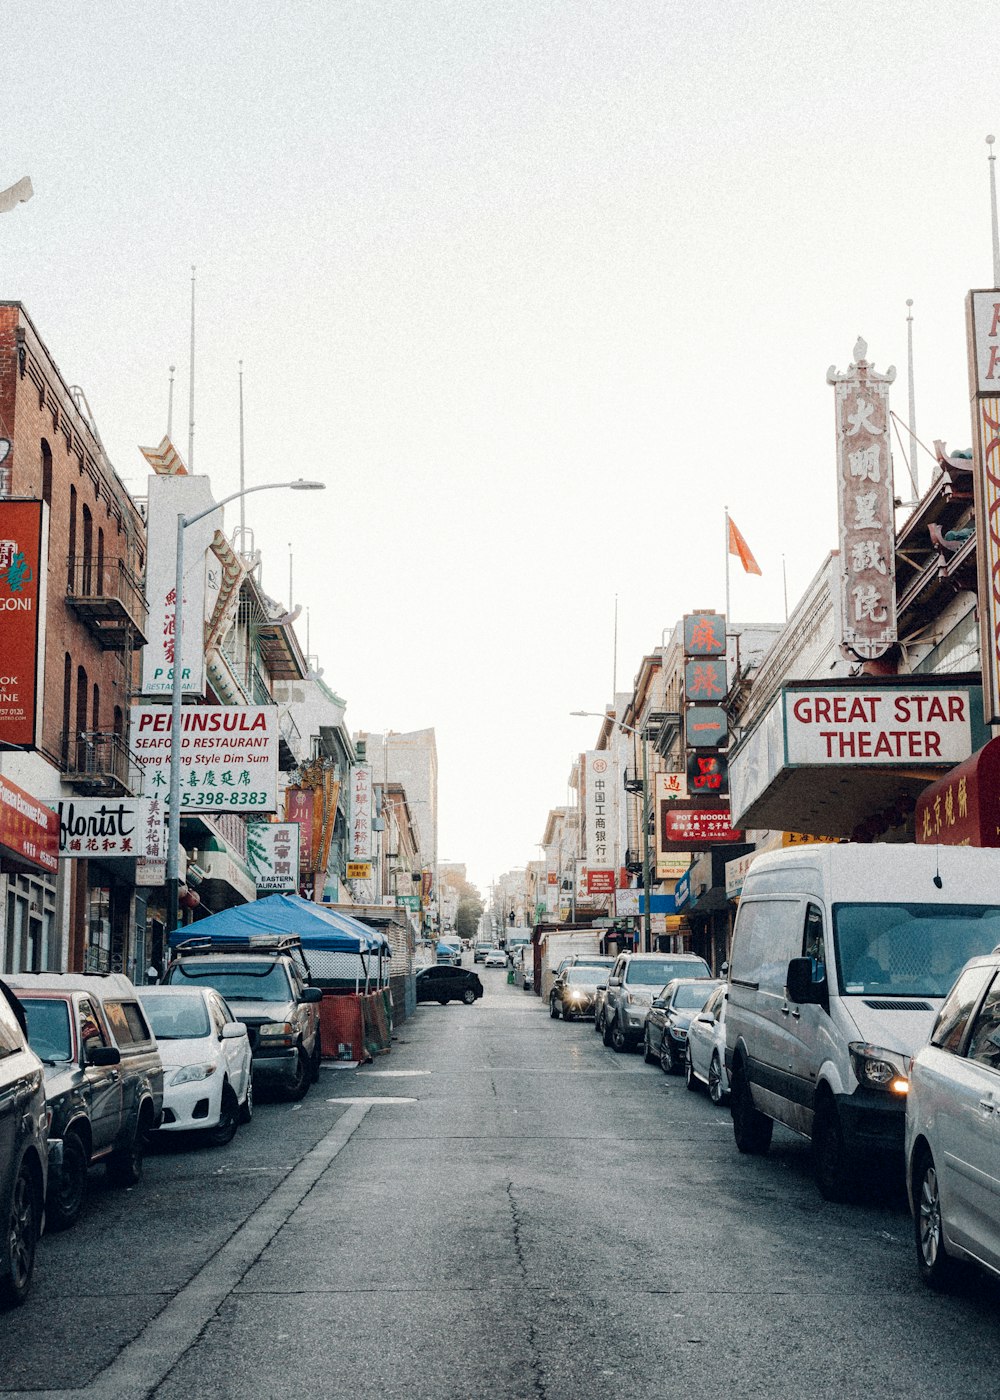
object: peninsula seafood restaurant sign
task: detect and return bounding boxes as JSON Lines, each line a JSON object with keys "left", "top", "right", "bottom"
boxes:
{"left": 129, "top": 706, "right": 278, "bottom": 811}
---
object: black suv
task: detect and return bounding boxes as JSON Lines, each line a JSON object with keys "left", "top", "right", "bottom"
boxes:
{"left": 0, "top": 979, "right": 48, "bottom": 1309}
{"left": 416, "top": 966, "right": 483, "bottom": 1006}
{"left": 164, "top": 936, "right": 322, "bottom": 1100}
{"left": 9, "top": 972, "right": 164, "bottom": 1231}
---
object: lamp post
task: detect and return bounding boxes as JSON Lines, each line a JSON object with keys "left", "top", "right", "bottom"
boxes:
{"left": 571, "top": 711, "right": 653, "bottom": 953}
{"left": 165, "top": 478, "right": 325, "bottom": 933}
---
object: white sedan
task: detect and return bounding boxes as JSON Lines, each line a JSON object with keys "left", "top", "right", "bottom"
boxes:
{"left": 139, "top": 986, "right": 253, "bottom": 1146}
{"left": 685, "top": 984, "right": 730, "bottom": 1104}
{"left": 484, "top": 949, "right": 507, "bottom": 968}
{"left": 906, "top": 951, "right": 1000, "bottom": 1288}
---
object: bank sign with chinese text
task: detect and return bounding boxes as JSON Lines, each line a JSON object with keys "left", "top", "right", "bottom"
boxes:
{"left": 129, "top": 706, "right": 278, "bottom": 811}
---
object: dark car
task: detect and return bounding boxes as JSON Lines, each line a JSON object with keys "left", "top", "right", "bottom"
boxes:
{"left": 9, "top": 972, "right": 165, "bottom": 1230}
{"left": 549, "top": 964, "right": 608, "bottom": 1021}
{"left": 0, "top": 978, "right": 48, "bottom": 1309}
{"left": 416, "top": 966, "right": 484, "bottom": 1006}
{"left": 643, "top": 977, "right": 721, "bottom": 1074}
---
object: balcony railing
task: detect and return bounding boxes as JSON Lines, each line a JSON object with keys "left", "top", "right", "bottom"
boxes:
{"left": 66, "top": 557, "right": 148, "bottom": 648}
{"left": 61, "top": 731, "right": 140, "bottom": 796}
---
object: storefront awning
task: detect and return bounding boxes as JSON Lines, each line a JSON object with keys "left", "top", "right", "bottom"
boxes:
{"left": 0, "top": 775, "right": 58, "bottom": 875}
{"left": 729, "top": 675, "right": 988, "bottom": 840}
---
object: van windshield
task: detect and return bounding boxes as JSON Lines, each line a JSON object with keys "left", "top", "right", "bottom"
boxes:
{"left": 833, "top": 903, "right": 1000, "bottom": 997}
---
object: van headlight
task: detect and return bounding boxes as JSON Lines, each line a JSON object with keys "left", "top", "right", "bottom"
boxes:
{"left": 848, "top": 1042, "right": 910, "bottom": 1096}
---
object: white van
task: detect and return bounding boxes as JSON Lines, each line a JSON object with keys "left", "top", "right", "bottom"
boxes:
{"left": 725, "top": 843, "right": 1000, "bottom": 1201}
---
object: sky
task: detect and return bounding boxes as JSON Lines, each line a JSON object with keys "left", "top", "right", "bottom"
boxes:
{"left": 3, "top": 1, "right": 999, "bottom": 894}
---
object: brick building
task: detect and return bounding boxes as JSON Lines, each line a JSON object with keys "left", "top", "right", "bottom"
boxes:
{"left": 0, "top": 302, "right": 147, "bottom": 974}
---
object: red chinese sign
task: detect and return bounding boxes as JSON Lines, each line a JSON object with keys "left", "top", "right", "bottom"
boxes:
{"left": 915, "top": 739, "right": 1000, "bottom": 847}
{"left": 0, "top": 775, "right": 58, "bottom": 873}
{"left": 660, "top": 807, "right": 743, "bottom": 846}
{"left": 685, "top": 658, "right": 727, "bottom": 702}
{"left": 687, "top": 752, "right": 728, "bottom": 795}
{"left": 284, "top": 787, "right": 315, "bottom": 873}
{"left": 0, "top": 500, "right": 44, "bottom": 747}
{"left": 828, "top": 341, "right": 897, "bottom": 661}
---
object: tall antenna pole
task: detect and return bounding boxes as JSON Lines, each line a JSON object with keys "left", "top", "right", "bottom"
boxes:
{"left": 782, "top": 554, "right": 789, "bottom": 622}
{"left": 167, "top": 364, "right": 176, "bottom": 441}
{"left": 187, "top": 266, "right": 196, "bottom": 471}
{"left": 612, "top": 592, "right": 618, "bottom": 698}
{"left": 724, "top": 505, "right": 731, "bottom": 622}
{"left": 288, "top": 542, "right": 293, "bottom": 608}
{"left": 306, "top": 606, "right": 310, "bottom": 660}
{"left": 905, "top": 299, "right": 919, "bottom": 500}
{"left": 989, "top": 136, "right": 1000, "bottom": 287}
{"left": 238, "top": 360, "right": 245, "bottom": 547}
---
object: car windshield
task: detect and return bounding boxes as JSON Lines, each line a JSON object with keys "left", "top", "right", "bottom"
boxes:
{"left": 628, "top": 960, "right": 681, "bottom": 985}
{"left": 20, "top": 998, "right": 73, "bottom": 1063}
{"left": 833, "top": 903, "right": 1000, "bottom": 997}
{"left": 673, "top": 983, "right": 716, "bottom": 1009}
{"left": 140, "top": 993, "right": 211, "bottom": 1039}
{"left": 566, "top": 967, "right": 598, "bottom": 984}
{"left": 168, "top": 960, "right": 292, "bottom": 1002}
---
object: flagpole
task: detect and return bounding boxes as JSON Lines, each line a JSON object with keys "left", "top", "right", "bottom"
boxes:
{"left": 724, "top": 505, "right": 731, "bottom": 622}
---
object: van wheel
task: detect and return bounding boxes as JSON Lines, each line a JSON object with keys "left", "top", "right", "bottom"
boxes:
{"left": 914, "top": 1148, "right": 961, "bottom": 1290}
{"left": 812, "top": 1098, "right": 856, "bottom": 1202}
{"left": 731, "top": 1063, "right": 772, "bottom": 1155}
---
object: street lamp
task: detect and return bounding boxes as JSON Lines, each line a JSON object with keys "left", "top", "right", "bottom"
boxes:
{"left": 165, "top": 478, "right": 326, "bottom": 931}
{"left": 571, "top": 710, "right": 653, "bottom": 953}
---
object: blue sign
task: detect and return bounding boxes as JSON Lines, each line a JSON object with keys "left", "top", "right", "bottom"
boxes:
{"left": 674, "top": 869, "right": 691, "bottom": 911}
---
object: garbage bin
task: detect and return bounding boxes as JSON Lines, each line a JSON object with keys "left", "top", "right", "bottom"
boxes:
{"left": 506, "top": 968, "right": 515, "bottom": 985}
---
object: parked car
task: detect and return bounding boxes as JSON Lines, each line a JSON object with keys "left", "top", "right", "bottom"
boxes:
{"left": 10, "top": 971, "right": 163, "bottom": 1230}
{"left": 138, "top": 987, "right": 253, "bottom": 1146}
{"left": 550, "top": 964, "right": 607, "bottom": 1020}
{"left": 436, "top": 940, "right": 463, "bottom": 966}
{"left": 164, "top": 935, "right": 322, "bottom": 1102}
{"left": 727, "top": 843, "right": 1000, "bottom": 1202}
{"left": 684, "top": 985, "right": 730, "bottom": 1103}
{"left": 906, "top": 950, "right": 1000, "bottom": 1288}
{"left": 473, "top": 945, "right": 490, "bottom": 964}
{"left": 556, "top": 954, "right": 614, "bottom": 979}
{"left": 593, "top": 976, "right": 611, "bottom": 1034}
{"left": 484, "top": 948, "right": 507, "bottom": 969}
{"left": 0, "top": 979, "right": 47, "bottom": 1309}
{"left": 643, "top": 978, "right": 721, "bottom": 1072}
{"left": 416, "top": 966, "right": 483, "bottom": 1005}
{"left": 603, "top": 952, "right": 713, "bottom": 1052}
{"left": 517, "top": 946, "right": 534, "bottom": 990}
{"left": 505, "top": 929, "right": 531, "bottom": 967}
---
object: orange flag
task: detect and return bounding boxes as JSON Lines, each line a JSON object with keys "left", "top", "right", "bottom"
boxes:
{"left": 728, "top": 516, "right": 761, "bottom": 575}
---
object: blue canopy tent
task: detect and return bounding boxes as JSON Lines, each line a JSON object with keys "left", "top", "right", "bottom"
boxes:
{"left": 169, "top": 894, "right": 391, "bottom": 990}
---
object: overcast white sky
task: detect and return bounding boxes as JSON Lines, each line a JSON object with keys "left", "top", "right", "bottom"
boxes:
{"left": 4, "top": 2, "right": 998, "bottom": 893}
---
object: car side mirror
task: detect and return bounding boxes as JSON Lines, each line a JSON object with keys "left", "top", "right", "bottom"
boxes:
{"left": 787, "top": 957, "right": 825, "bottom": 1005}
{"left": 86, "top": 1044, "right": 121, "bottom": 1067}
{"left": 608, "top": 978, "right": 622, "bottom": 987}
{"left": 596, "top": 981, "right": 608, "bottom": 991}
{"left": 652, "top": 998, "right": 667, "bottom": 1009}
{"left": 693, "top": 1013, "right": 713, "bottom": 1025}
{"left": 299, "top": 987, "right": 323, "bottom": 1004}
{"left": 222, "top": 1022, "right": 248, "bottom": 1039}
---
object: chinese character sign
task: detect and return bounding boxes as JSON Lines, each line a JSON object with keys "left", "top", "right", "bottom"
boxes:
{"left": 583, "top": 751, "right": 613, "bottom": 869}
{"left": 246, "top": 822, "right": 301, "bottom": 892}
{"left": 129, "top": 706, "right": 279, "bottom": 812}
{"left": 684, "top": 658, "right": 727, "bottom": 702}
{"left": 683, "top": 612, "right": 726, "bottom": 657}
{"left": 349, "top": 763, "right": 373, "bottom": 861}
{"left": 967, "top": 292, "right": 1000, "bottom": 723}
{"left": 827, "top": 341, "right": 897, "bottom": 661}
{"left": 141, "top": 474, "right": 219, "bottom": 696}
{"left": 58, "top": 798, "right": 163, "bottom": 859}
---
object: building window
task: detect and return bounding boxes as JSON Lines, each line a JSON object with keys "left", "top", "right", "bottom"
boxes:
{"left": 96, "top": 527, "right": 105, "bottom": 597}
{"left": 92, "top": 682, "right": 100, "bottom": 732}
{"left": 82, "top": 504, "right": 93, "bottom": 594}
{"left": 61, "top": 653, "right": 72, "bottom": 764}
{"left": 40, "top": 439, "right": 52, "bottom": 506}
{"left": 68, "top": 485, "right": 77, "bottom": 590}
{"left": 75, "top": 665, "right": 88, "bottom": 768}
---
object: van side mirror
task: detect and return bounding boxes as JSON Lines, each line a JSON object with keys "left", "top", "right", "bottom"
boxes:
{"left": 787, "top": 957, "right": 824, "bottom": 1005}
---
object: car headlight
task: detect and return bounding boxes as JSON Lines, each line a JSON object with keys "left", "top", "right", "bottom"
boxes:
{"left": 258, "top": 1021, "right": 296, "bottom": 1047}
{"left": 848, "top": 1042, "right": 910, "bottom": 1095}
{"left": 669, "top": 1027, "right": 687, "bottom": 1040}
{"left": 170, "top": 1062, "right": 217, "bottom": 1086}
{"left": 625, "top": 992, "right": 645, "bottom": 1005}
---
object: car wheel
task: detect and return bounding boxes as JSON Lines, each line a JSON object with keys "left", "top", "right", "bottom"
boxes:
{"left": 285, "top": 1047, "right": 311, "bottom": 1102}
{"left": 461, "top": 987, "right": 476, "bottom": 1005}
{"left": 47, "top": 1131, "right": 88, "bottom": 1232}
{"left": 708, "top": 1052, "right": 726, "bottom": 1106}
{"left": 812, "top": 1096, "right": 856, "bottom": 1202}
{"left": 549, "top": 998, "right": 559, "bottom": 1019}
{"left": 609, "top": 1017, "right": 628, "bottom": 1054}
{"left": 310, "top": 1032, "right": 322, "bottom": 1083}
{"left": 659, "top": 1037, "right": 675, "bottom": 1075}
{"left": 602, "top": 1014, "right": 613, "bottom": 1047}
{"left": 0, "top": 1160, "right": 38, "bottom": 1309}
{"left": 206, "top": 1084, "right": 240, "bottom": 1148}
{"left": 437, "top": 996, "right": 449, "bottom": 1006}
{"left": 731, "top": 1062, "right": 773, "bottom": 1156}
{"left": 238, "top": 1075, "right": 254, "bottom": 1125}
{"left": 107, "top": 1115, "right": 147, "bottom": 1188}
{"left": 685, "top": 1050, "right": 699, "bottom": 1091}
{"left": 594, "top": 1009, "right": 603, "bottom": 1034}
{"left": 914, "top": 1148, "right": 961, "bottom": 1290}
{"left": 642, "top": 1030, "right": 657, "bottom": 1065}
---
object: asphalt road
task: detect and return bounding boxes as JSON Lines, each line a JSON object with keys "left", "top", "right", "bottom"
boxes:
{"left": 2, "top": 963, "right": 998, "bottom": 1399}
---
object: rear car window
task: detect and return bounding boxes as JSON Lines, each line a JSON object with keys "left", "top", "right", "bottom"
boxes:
{"left": 0, "top": 992, "right": 26, "bottom": 1059}
{"left": 104, "top": 1000, "right": 153, "bottom": 1046}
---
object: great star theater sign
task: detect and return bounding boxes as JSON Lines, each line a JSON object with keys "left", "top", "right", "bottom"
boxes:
{"left": 786, "top": 690, "right": 971, "bottom": 763}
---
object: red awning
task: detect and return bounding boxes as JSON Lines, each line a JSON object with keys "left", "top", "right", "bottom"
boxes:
{"left": 915, "top": 738, "right": 1000, "bottom": 848}
{"left": 0, "top": 775, "right": 58, "bottom": 874}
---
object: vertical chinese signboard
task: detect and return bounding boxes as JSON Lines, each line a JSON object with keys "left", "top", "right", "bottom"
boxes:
{"left": 284, "top": 787, "right": 315, "bottom": 877}
{"left": 583, "top": 751, "right": 612, "bottom": 873}
{"left": 968, "top": 291, "right": 1000, "bottom": 723}
{"left": 827, "top": 340, "right": 897, "bottom": 661}
{"left": 141, "top": 474, "right": 219, "bottom": 696}
{"left": 348, "top": 762, "right": 373, "bottom": 878}
{"left": 0, "top": 500, "right": 45, "bottom": 747}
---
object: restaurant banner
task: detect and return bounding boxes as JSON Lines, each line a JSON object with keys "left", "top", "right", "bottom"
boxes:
{"left": 349, "top": 763, "right": 373, "bottom": 862}
{"left": 140, "top": 474, "right": 220, "bottom": 696}
{"left": 0, "top": 500, "right": 45, "bottom": 747}
{"left": 284, "top": 787, "right": 315, "bottom": 874}
{"left": 130, "top": 705, "right": 278, "bottom": 811}
{"left": 246, "top": 821, "right": 300, "bottom": 891}
{"left": 915, "top": 738, "right": 1000, "bottom": 847}
{"left": 0, "top": 775, "right": 57, "bottom": 873}
{"left": 660, "top": 806, "right": 744, "bottom": 847}
{"left": 58, "top": 798, "right": 164, "bottom": 858}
